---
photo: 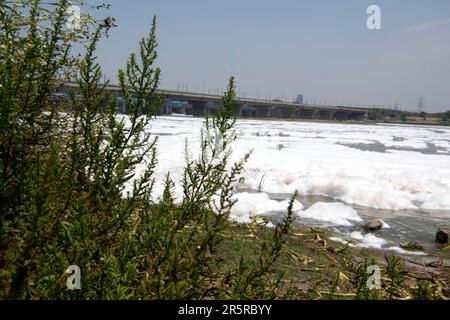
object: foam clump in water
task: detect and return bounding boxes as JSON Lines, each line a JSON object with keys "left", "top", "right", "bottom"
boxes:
{"left": 297, "top": 202, "right": 363, "bottom": 226}
{"left": 388, "top": 246, "right": 426, "bottom": 256}
{"left": 228, "top": 192, "right": 303, "bottom": 223}
{"left": 350, "top": 231, "right": 387, "bottom": 249}
{"left": 378, "top": 220, "right": 391, "bottom": 229}
{"left": 331, "top": 233, "right": 426, "bottom": 256}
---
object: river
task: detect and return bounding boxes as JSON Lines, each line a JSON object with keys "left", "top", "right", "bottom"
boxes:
{"left": 131, "top": 115, "right": 450, "bottom": 255}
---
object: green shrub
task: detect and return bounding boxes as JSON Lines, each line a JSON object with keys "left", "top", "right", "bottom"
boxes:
{"left": 441, "top": 110, "right": 450, "bottom": 122}
{"left": 0, "top": 0, "right": 294, "bottom": 299}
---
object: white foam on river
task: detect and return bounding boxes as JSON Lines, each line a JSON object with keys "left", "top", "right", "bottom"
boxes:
{"left": 142, "top": 116, "right": 450, "bottom": 213}
{"left": 229, "top": 192, "right": 303, "bottom": 221}
{"left": 122, "top": 115, "right": 450, "bottom": 253}
{"left": 329, "top": 233, "right": 426, "bottom": 256}
{"left": 297, "top": 202, "right": 362, "bottom": 226}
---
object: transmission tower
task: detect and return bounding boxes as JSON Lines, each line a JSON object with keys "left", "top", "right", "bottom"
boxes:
{"left": 417, "top": 97, "right": 426, "bottom": 113}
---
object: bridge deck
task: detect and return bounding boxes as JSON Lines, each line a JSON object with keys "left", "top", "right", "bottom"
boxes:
{"left": 63, "top": 82, "right": 369, "bottom": 114}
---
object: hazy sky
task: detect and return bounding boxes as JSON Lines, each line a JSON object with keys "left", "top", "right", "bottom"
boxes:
{"left": 92, "top": 0, "right": 450, "bottom": 112}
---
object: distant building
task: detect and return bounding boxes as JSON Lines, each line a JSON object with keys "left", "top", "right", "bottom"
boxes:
{"left": 295, "top": 94, "right": 304, "bottom": 104}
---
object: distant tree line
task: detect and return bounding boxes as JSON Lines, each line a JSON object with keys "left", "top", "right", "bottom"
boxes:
{"left": 441, "top": 110, "right": 450, "bottom": 122}
{"left": 368, "top": 108, "right": 450, "bottom": 124}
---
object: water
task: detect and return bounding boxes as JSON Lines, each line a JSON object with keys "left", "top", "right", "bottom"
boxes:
{"left": 267, "top": 192, "right": 447, "bottom": 252}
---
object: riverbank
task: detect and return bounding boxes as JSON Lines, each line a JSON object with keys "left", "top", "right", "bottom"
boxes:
{"left": 217, "top": 223, "right": 450, "bottom": 299}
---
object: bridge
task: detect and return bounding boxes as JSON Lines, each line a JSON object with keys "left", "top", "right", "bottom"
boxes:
{"left": 63, "top": 82, "right": 369, "bottom": 121}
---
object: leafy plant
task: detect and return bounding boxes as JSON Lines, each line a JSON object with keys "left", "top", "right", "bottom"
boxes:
{"left": 0, "top": 1, "right": 296, "bottom": 299}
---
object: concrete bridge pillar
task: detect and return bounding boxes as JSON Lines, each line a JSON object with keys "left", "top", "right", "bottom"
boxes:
{"left": 334, "top": 111, "right": 349, "bottom": 121}
{"left": 318, "top": 110, "right": 336, "bottom": 120}
{"left": 192, "top": 101, "right": 208, "bottom": 117}
{"left": 273, "top": 107, "right": 295, "bottom": 119}
{"left": 241, "top": 105, "right": 256, "bottom": 117}
{"left": 284, "top": 107, "right": 296, "bottom": 119}
{"left": 270, "top": 108, "right": 281, "bottom": 118}
{"left": 298, "top": 109, "right": 317, "bottom": 119}
{"left": 255, "top": 106, "right": 273, "bottom": 118}
{"left": 158, "top": 101, "right": 172, "bottom": 115}
{"left": 100, "top": 93, "right": 112, "bottom": 111}
{"left": 171, "top": 106, "right": 186, "bottom": 115}
{"left": 348, "top": 112, "right": 367, "bottom": 121}
{"left": 207, "top": 104, "right": 217, "bottom": 116}
{"left": 185, "top": 105, "right": 193, "bottom": 115}
{"left": 233, "top": 104, "right": 243, "bottom": 117}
